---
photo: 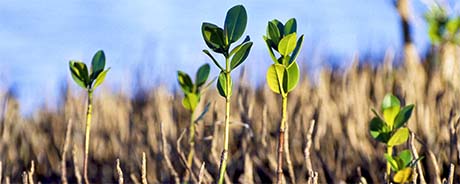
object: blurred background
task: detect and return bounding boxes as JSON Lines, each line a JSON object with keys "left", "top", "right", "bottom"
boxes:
{"left": 2, "top": 0, "right": 460, "bottom": 183}
{"left": 0, "top": 0, "right": 454, "bottom": 115}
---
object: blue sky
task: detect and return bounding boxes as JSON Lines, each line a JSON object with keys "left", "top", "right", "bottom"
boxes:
{"left": 0, "top": 0, "right": 456, "bottom": 114}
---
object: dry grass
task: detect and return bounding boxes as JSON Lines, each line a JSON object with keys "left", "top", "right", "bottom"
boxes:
{"left": 1, "top": 53, "right": 460, "bottom": 183}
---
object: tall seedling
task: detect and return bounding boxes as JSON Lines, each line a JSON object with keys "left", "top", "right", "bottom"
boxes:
{"left": 69, "top": 50, "right": 110, "bottom": 184}
{"left": 263, "top": 18, "right": 304, "bottom": 184}
{"left": 177, "top": 63, "right": 211, "bottom": 181}
{"left": 369, "top": 94, "right": 421, "bottom": 183}
{"left": 201, "top": 5, "right": 252, "bottom": 184}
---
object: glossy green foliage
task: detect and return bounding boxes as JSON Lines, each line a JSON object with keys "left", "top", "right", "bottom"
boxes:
{"left": 370, "top": 94, "right": 414, "bottom": 144}
{"left": 177, "top": 63, "right": 211, "bottom": 112}
{"left": 264, "top": 18, "right": 303, "bottom": 96}
{"left": 69, "top": 50, "right": 110, "bottom": 90}
{"left": 384, "top": 149, "right": 423, "bottom": 183}
{"left": 425, "top": 6, "right": 460, "bottom": 45}
{"left": 201, "top": 5, "right": 252, "bottom": 98}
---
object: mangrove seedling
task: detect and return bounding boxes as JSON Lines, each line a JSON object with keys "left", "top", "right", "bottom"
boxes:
{"left": 201, "top": 4, "right": 253, "bottom": 184}
{"left": 69, "top": 50, "right": 110, "bottom": 184}
{"left": 263, "top": 18, "right": 304, "bottom": 184}
{"left": 369, "top": 94, "right": 421, "bottom": 183}
{"left": 177, "top": 63, "right": 211, "bottom": 180}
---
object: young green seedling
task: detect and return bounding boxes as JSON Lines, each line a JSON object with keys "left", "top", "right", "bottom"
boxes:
{"left": 69, "top": 50, "right": 110, "bottom": 184}
{"left": 369, "top": 94, "right": 421, "bottom": 183}
{"left": 425, "top": 6, "right": 460, "bottom": 45}
{"left": 263, "top": 18, "right": 304, "bottom": 184}
{"left": 177, "top": 63, "right": 211, "bottom": 181}
{"left": 201, "top": 4, "right": 252, "bottom": 184}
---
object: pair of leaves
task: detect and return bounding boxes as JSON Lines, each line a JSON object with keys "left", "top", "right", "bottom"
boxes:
{"left": 69, "top": 50, "right": 110, "bottom": 90}
{"left": 381, "top": 94, "right": 415, "bottom": 130}
{"left": 201, "top": 5, "right": 248, "bottom": 54}
{"left": 385, "top": 150, "right": 412, "bottom": 172}
{"left": 177, "top": 64, "right": 211, "bottom": 111}
{"left": 369, "top": 119, "right": 409, "bottom": 146}
{"left": 217, "top": 72, "right": 232, "bottom": 98}
{"left": 266, "top": 18, "right": 297, "bottom": 49}
{"left": 370, "top": 94, "right": 414, "bottom": 145}
{"left": 266, "top": 62, "right": 299, "bottom": 95}
{"left": 264, "top": 19, "right": 304, "bottom": 67}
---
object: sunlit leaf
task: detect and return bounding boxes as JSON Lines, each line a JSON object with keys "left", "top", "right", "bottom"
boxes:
{"left": 266, "top": 63, "right": 285, "bottom": 94}
{"left": 217, "top": 72, "right": 232, "bottom": 98}
{"left": 369, "top": 117, "right": 391, "bottom": 143}
{"left": 393, "top": 168, "right": 412, "bottom": 184}
{"left": 388, "top": 128, "right": 409, "bottom": 146}
{"left": 286, "top": 62, "right": 299, "bottom": 92}
{"left": 278, "top": 33, "right": 297, "bottom": 56}
{"left": 202, "top": 22, "right": 226, "bottom": 53}
{"left": 284, "top": 18, "right": 297, "bottom": 35}
{"left": 177, "top": 71, "right": 194, "bottom": 93}
{"left": 382, "top": 94, "right": 401, "bottom": 129}
{"left": 92, "top": 68, "right": 110, "bottom": 89}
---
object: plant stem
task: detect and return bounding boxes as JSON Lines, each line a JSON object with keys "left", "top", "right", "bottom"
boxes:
{"left": 83, "top": 89, "right": 93, "bottom": 184}
{"left": 218, "top": 57, "right": 231, "bottom": 184}
{"left": 386, "top": 146, "right": 393, "bottom": 183}
{"left": 186, "top": 110, "right": 196, "bottom": 181}
{"left": 277, "top": 95, "right": 287, "bottom": 184}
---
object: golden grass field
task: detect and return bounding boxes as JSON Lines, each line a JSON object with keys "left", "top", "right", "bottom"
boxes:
{"left": 1, "top": 52, "right": 460, "bottom": 183}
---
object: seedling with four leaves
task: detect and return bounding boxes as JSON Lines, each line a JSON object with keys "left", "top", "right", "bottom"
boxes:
{"left": 177, "top": 63, "right": 212, "bottom": 180}
{"left": 69, "top": 50, "right": 110, "bottom": 184}
{"left": 369, "top": 94, "right": 421, "bottom": 183}
{"left": 201, "top": 4, "right": 253, "bottom": 184}
{"left": 263, "top": 18, "right": 304, "bottom": 184}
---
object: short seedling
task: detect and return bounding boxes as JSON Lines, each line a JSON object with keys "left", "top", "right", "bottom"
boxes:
{"left": 201, "top": 4, "right": 252, "bottom": 184}
{"left": 369, "top": 94, "right": 421, "bottom": 183}
{"left": 177, "top": 63, "right": 212, "bottom": 180}
{"left": 425, "top": 6, "right": 460, "bottom": 45}
{"left": 69, "top": 50, "right": 110, "bottom": 184}
{"left": 263, "top": 18, "right": 304, "bottom": 184}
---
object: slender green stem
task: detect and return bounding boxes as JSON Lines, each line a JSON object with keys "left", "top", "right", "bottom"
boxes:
{"left": 218, "top": 57, "right": 231, "bottom": 184}
{"left": 83, "top": 89, "right": 93, "bottom": 184}
{"left": 186, "top": 110, "right": 196, "bottom": 180}
{"left": 386, "top": 146, "right": 393, "bottom": 183}
{"left": 277, "top": 95, "right": 288, "bottom": 184}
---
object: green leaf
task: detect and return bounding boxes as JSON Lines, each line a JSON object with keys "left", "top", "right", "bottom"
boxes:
{"left": 369, "top": 117, "right": 391, "bottom": 143}
{"left": 177, "top": 71, "right": 194, "bottom": 93}
{"left": 398, "top": 150, "right": 413, "bottom": 168}
{"left": 202, "top": 49, "right": 224, "bottom": 71}
{"left": 446, "top": 17, "right": 460, "bottom": 36}
{"left": 217, "top": 72, "right": 232, "bottom": 98}
{"left": 266, "top": 64, "right": 285, "bottom": 94}
{"left": 182, "top": 93, "right": 199, "bottom": 111}
{"left": 263, "top": 35, "right": 278, "bottom": 63}
{"left": 267, "top": 21, "right": 281, "bottom": 48}
{"left": 278, "top": 33, "right": 297, "bottom": 56}
{"left": 194, "top": 102, "right": 210, "bottom": 122}
{"left": 92, "top": 68, "right": 110, "bottom": 89}
{"left": 384, "top": 154, "right": 400, "bottom": 171}
{"left": 69, "top": 61, "right": 89, "bottom": 89}
{"left": 388, "top": 128, "right": 409, "bottom": 146}
{"left": 196, "top": 63, "right": 210, "bottom": 87}
{"left": 230, "top": 42, "right": 252, "bottom": 70}
{"left": 284, "top": 18, "right": 297, "bottom": 35}
{"left": 394, "top": 104, "right": 414, "bottom": 129}
{"left": 202, "top": 22, "right": 226, "bottom": 53}
{"left": 288, "top": 35, "right": 304, "bottom": 64}
{"left": 229, "top": 36, "right": 251, "bottom": 56}
{"left": 224, "top": 5, "right": 247, "bottom": 44}
{"left": 91, "top": 50, "right": 105, "bottom": 81}
{"left": 382, "top": 94, "right": 401, "bottom": 129}
{"left": 271, "top": 19, "right": 284, "bottom": 37}
{"left": 286, "top": 62, "right": 299, "bottom": 92}
{"left": 393, "top": 168, "right": 412, "bottom": 184}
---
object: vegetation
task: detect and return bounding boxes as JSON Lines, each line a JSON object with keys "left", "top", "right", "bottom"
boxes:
{"left": 2, "top": 2, "right": 460, "bottom": 184}
{"left": 263, "top": 18, "right": 304, "bottom": 184}
{"left": 201, "top": 4, "right": 252, "bottom": 184}
{"left": 177, "top": 63, "right": 212, "bottom": 181}
{"left": 68, "top": 50, "right": 110, "bottom": 184}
